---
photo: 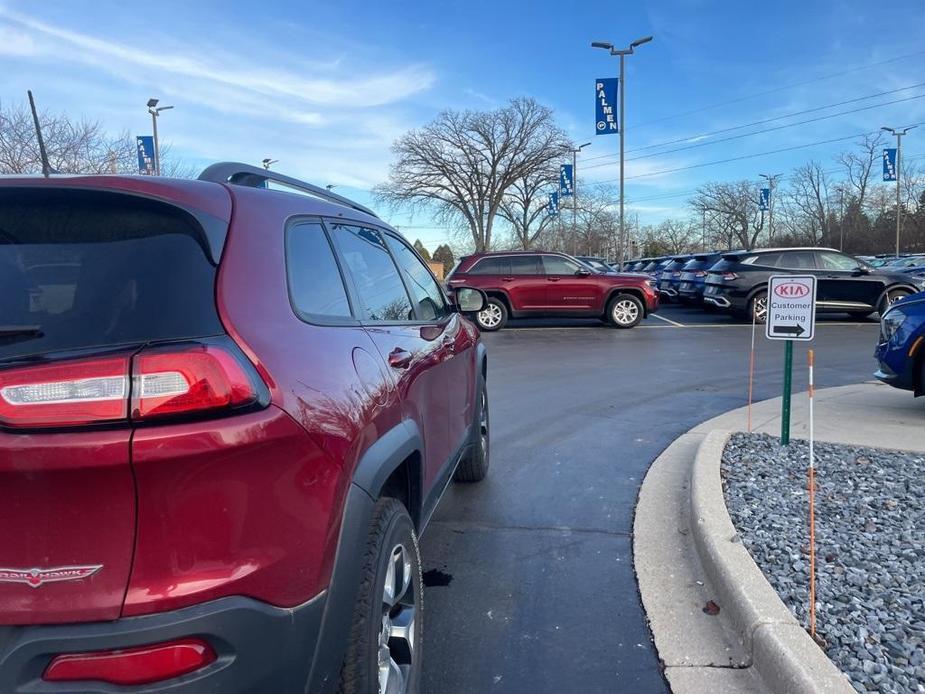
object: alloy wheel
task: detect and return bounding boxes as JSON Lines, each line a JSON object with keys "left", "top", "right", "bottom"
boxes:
{"left": 612, "top": 299, "right": 640, "bottom": 326}
{"left": 378, "top": 544, "right": 416, "bottom": 694}
{"left": 477, "top": 304, "right": 503, "bottom": 329}
{"left": 478, "top": 389, "right": 489, "bottom": 457}
{"left": 753, "top": 295, "right": 768, "bottom": 323}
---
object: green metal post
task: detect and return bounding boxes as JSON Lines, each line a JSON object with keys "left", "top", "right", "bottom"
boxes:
{"left": 781, "top": 340, "right": 793, "bottom": 445}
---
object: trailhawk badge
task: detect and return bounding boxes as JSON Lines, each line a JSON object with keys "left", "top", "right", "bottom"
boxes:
{"left": 0, "top": 565, "right": 102, "bottom": 588}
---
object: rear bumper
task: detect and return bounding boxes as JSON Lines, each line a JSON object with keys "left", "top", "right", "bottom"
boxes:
{"left": 703, "top": 285, "right": 747, "bottom": 312}
{"left": 0, "top": 595, "right": 324, "bottom": 693}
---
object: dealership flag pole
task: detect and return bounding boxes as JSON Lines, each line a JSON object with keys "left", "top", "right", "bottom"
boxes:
{"left": 807, "top": 349, "right": 817, "bottom": 638}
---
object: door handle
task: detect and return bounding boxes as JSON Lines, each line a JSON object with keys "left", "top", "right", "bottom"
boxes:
{"left": 501, "top": 277, "right": 514, "bottom": 282}
{"left": 547, "top": 277, "right": 560, "bottom": 282}
{"left": 388, "top": 348, "right": 413, "bottom": 369}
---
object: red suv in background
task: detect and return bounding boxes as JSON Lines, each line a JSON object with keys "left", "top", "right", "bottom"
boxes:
{"left": 0, "top": 164, "right": 489, "bottom": 693}
{"left": 446, "top": 251, "right": 659, "bottom": 330}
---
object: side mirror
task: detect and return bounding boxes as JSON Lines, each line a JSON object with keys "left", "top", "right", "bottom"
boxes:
{"left": 854, "top": 265, "right": 870, "bottom": 275}
{"left": 576, "top": 268, "right": 591, "bottom": 277}
{"left": 454, "top": 287, "right": 486, "bottom": 313}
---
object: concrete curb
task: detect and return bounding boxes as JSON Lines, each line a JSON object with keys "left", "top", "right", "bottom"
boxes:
{"left": 689, "top": 430, "right": 853, "bottom": 693}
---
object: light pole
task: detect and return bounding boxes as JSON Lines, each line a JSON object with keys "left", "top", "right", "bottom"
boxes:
{"left": 760, "top": 173, "right": 782, "bottom": 246}
{"left": 592, "top": 35, "right": 653, "bottom": 269}
{"left": 570, "top": 141, "right": 591, "bottom": 255}
{"left": 881, "top": 126, "right": 917, "bottom": 257}
{"left": 147, "top": 98, "right": 173, "bottom": 176}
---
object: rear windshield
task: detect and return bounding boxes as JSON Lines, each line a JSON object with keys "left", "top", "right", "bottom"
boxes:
{"left": 708, "top": 257, "right": 746, "bottom": 273}
{"left": 0, "top": 188, "right": 225, "bottom": 361}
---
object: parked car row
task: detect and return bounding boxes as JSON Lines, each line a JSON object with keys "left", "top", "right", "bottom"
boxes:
{"left": 622, "top": 247, "right": 925, "bottom": 323}
{"left": 446, "top": 251, "right": 659, "bottom": 331}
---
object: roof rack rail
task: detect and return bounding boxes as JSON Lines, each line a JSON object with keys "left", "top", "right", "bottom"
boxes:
{"left": 198, "top": 162, "right": 379, "bottom": 219}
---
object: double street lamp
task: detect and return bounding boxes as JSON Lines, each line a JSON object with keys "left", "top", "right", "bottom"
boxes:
{"left": 881, "top": 125, "right": 917, "bottom": 256}
{"left": 147, "top": 98, "right": 173, "bottom": 176}
{"left": 591, "top": 34, "right": 653, "bottom": 268}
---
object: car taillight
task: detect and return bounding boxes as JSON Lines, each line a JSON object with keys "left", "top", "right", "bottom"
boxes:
{"left": 0, "top": 356, "right": 130, "bottom": 428}
{"left": 722, "top": 272, "right": 738, "bottom": 280}
{"left": 44, "top": 638, "right": 216, "bottom": 686}
{"left": 672, "top": 271, "right": 681, "bottom": 277}
{"left": 132, "top": 344, "right": 257, "bottom": 420}
{"left": 695, "top": 270, "right": 707, "bottom": 278}
{"left": 0, "top": 341, "right": 266, "bottom": 429}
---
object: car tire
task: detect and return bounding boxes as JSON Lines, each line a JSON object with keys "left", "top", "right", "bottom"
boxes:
{"left": 878, "top": 288, "right": 910, "bottom": 316}
{"left": 339, "top": 498, "right": 422, "bottom": 694}
{"left": 475, "top": 298, "right": 508, "bottom": 331}
{"left": 607, "top": 294, "right": 644, "bottom": 329}
{"left": 749, "top": 291, "right": 768, "bottom": 324}
{"left": 453, "top": 375, "right": 489, "bottom": 483}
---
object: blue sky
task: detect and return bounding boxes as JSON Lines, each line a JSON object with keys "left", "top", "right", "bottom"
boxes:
{"left": 2, "top": 0, "right": 924, "bottom": 252}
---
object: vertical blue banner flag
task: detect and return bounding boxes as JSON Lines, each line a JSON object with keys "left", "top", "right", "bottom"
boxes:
{"left": 595, "top": 78, "right": 619, "bottom": 135}
{"left": 883, "top": 148, "right": 897, "bottom": 181}
{"left": 547, "top": 192, "right": 559, "bottom": 217}
{"left": 759, "top": 188, "right": 770, "bottom": 211}
{"left": 136, "top": 136, "right": 155, "bottom": 175}
{"left": 559, "top": 164, "right": 574, "bottom": 197}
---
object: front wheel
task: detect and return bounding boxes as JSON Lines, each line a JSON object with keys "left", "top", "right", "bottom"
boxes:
{"left": 879, "top": 289, "right": 910, "bottom": 316}
{"left": 475, "top": 298, "right": 508, "bottom": 331}
{"left": 607, "top": 294, "right": 644, "bottom": 329}
{"left": 339, "top": 499, "right": 422, "bottom": 694}
{"left": 749, "top": 291, "right": 768, "bottom": 324}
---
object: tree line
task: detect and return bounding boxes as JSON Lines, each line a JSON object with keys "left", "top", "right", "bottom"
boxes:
{"left": 378, "top": 99, "right": 924, "bottom": 259}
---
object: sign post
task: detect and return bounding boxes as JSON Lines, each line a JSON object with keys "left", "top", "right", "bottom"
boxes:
{"left": 765, "top": 275, "right": 816, "bottom": 445}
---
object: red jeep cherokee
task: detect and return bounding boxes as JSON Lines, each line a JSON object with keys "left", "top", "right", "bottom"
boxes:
{"left": 446, "top": 251, "right": 659, "bottom": 330}
{"left": 0, "top": 163, "right": 489, "bottom": 693}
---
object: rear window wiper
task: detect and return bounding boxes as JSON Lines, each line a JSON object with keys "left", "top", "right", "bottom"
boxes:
{"left": 0, "top": 325, "right": 44, "bottom": 338}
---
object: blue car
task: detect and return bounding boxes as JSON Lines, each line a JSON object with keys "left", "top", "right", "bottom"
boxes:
{"left": 677, "top": 252, "right": 723, "bottom": 305}
{"left": 875, "top": 292, "right": 925, "bottom": 396}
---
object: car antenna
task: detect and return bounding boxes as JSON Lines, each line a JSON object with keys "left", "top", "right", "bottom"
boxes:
{"left": 27, "top": 90, "right": 55, "bottom": 178}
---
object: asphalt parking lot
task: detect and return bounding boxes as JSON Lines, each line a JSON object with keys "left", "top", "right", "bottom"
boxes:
{"left": 420, "top": 304, "right": 882, "bottom": 693}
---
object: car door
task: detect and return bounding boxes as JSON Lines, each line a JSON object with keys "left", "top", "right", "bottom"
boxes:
{"left": 507, "top": 254, "right": 547, "bottom": 311}
{"left": 815, "top": 251, "right": 880, "bottom": 309}
{"left": 384, "top": 232, "right": 477, "bottom": 466}
{"left": 541, "top": 254, "right": 598, "bottom": 310}
{"left": 329, "top": 222, "right": 454, "bottom": 488}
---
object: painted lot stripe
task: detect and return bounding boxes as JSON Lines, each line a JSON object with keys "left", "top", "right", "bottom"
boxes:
{"left": 650, "top": 313, "right": 685, "bottom": 327}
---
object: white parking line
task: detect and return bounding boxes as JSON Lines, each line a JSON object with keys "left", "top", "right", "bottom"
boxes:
{"left": 650, "top": 313, "right": 685, "bottom": 327}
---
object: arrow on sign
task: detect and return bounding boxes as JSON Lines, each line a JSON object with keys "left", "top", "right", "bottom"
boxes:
{"left": 772, "top": 324, "right": 805, "bottom": 336}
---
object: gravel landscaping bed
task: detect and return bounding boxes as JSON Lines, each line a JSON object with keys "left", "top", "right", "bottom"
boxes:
{"left": 722, "top": 432, "right": 925, "bottom": 693}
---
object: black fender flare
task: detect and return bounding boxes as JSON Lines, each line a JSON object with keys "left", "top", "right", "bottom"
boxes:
{"left": 351, "top": 420, "right": 423, "bottom": 504}
{"left": 308, "top": 420, "right": 424, "bottom": 692}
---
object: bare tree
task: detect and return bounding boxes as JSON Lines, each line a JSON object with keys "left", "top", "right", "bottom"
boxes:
{"left": 780, "top": 161, "right": 831, "bottom": 245}
{"left": 0, "top": 101, "right": 193, "bottom": 177}
{"left": 498, "top": 161, "right": 558, "bottom": 250}
{"left": 0, "top": 102, "right": 136, "bottom": 174}
{"left": 837, "top": 133, "right": 882, "bottom": 212}
{"left": 691, "top": 181, "right": 766, "bottom": 250}
{"left": 376, "top": 98, "right": 572, "bottom": 252}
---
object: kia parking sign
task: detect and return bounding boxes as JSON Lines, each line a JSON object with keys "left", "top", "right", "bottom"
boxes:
{"left": 766, "top": 275, "right": 816, "bottom": 341}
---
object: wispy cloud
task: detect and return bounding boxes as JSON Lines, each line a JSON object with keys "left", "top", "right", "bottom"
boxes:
{"left": 0, "top": 7, "right": 436, "bottom": 119}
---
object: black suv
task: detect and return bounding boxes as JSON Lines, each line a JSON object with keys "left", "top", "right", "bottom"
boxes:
{"left": 704, "top": 247, "right": 925, "bottom": 321}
